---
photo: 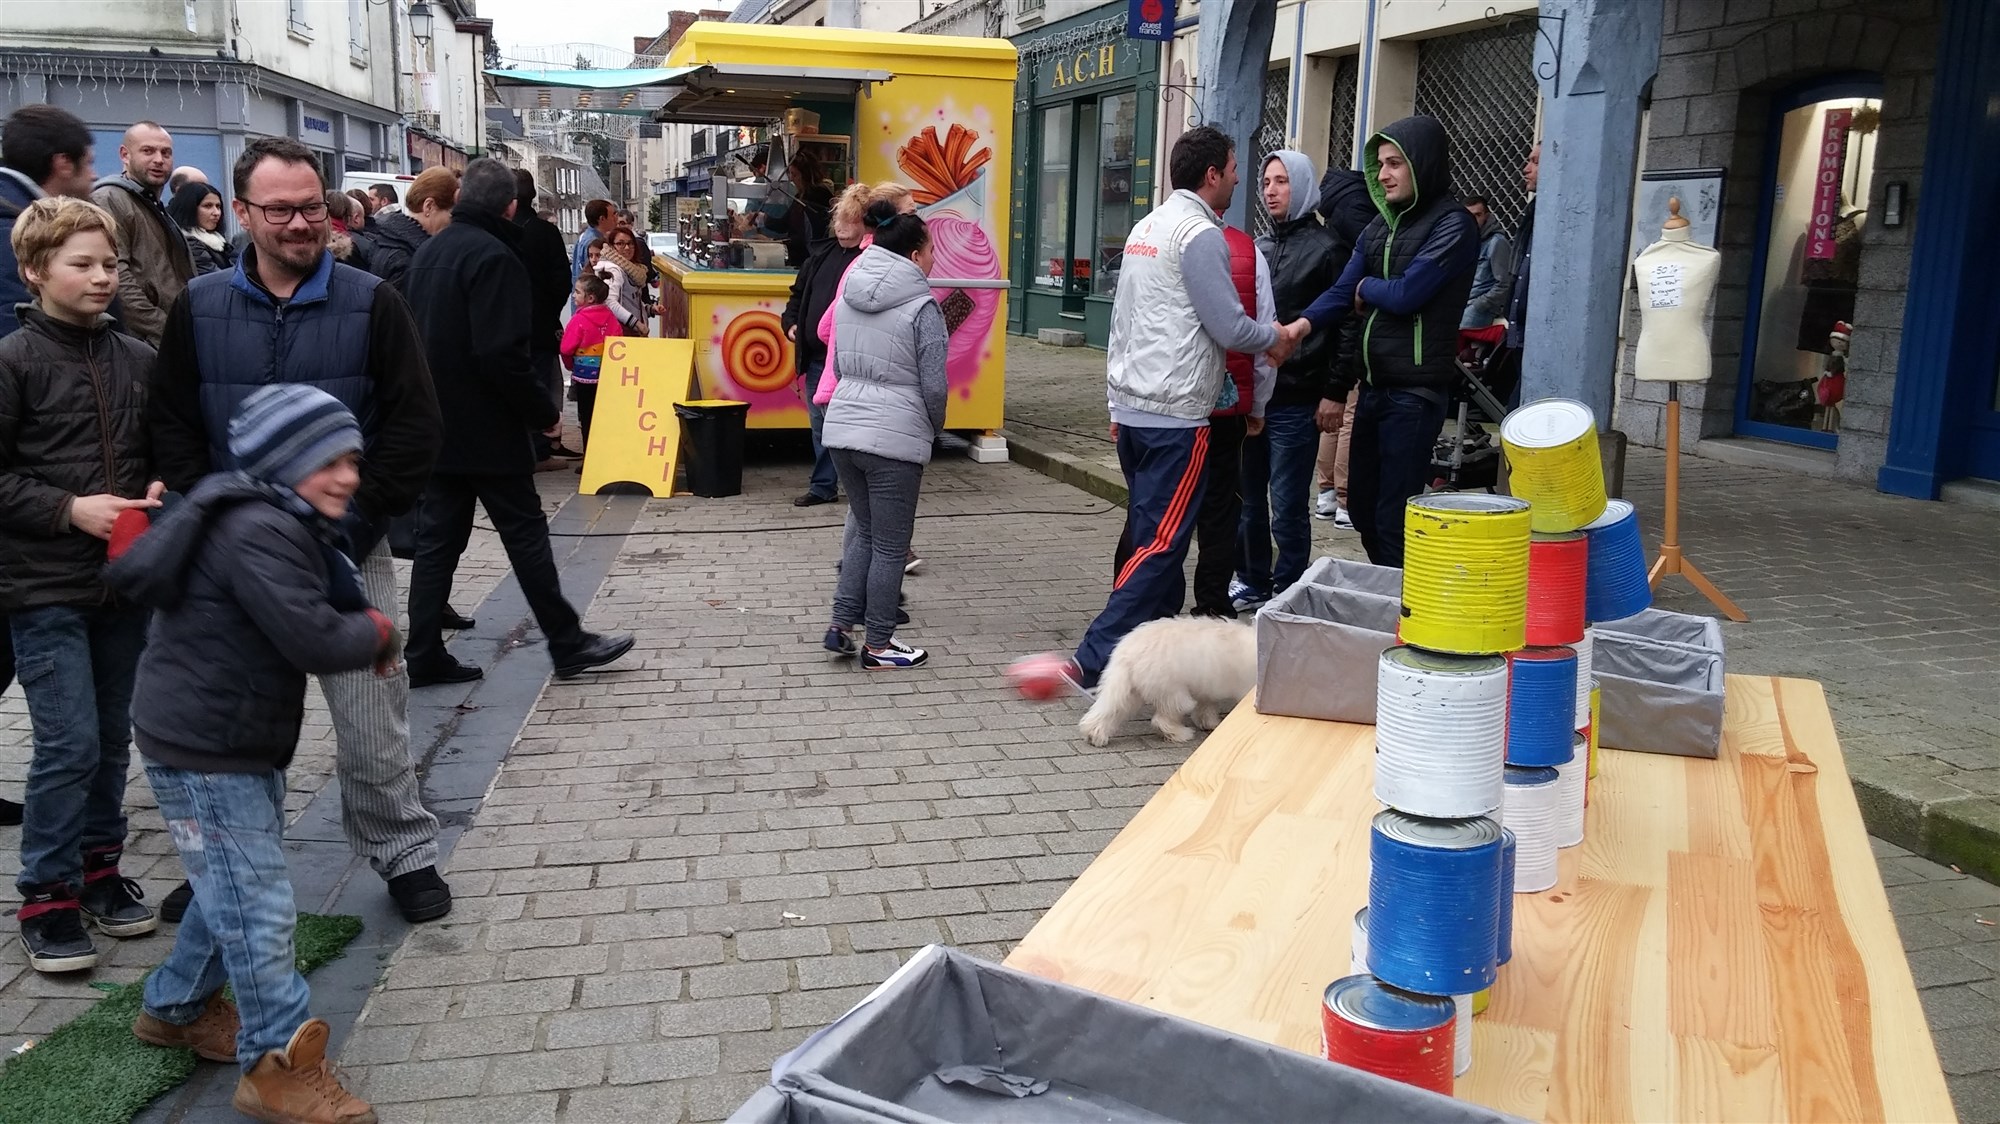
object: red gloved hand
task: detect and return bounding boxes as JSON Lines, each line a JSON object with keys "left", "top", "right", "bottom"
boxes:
{"left": 107, "top": 508, "right": 152, "bottom": 561}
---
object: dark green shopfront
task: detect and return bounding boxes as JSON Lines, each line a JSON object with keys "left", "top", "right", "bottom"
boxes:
{"left": 1008, "top": 12, "right": 1161, "bottom": 348}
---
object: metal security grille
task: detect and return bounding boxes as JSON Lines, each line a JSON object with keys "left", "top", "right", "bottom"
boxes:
{"left": 1326, "top": 54, "right": 1359, "bottom": 173}
{"left": 1412, "top": 20, "right": 1537, "bottom": 232}
{"left": 1251, "top": 63, "right": 1290, "bottom": 237}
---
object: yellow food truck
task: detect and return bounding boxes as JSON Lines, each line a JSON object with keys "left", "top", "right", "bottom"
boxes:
{"left": 490, "top": 25, "right": 1016, "bottom": 435}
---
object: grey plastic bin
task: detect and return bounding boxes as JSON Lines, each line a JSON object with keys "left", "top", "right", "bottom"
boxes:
{"left": 1592, "top": 608, "right": 1727, "bottom": 759}
{"left": 729, "top": 945, "right": 1515, "bottom": 1124}
{"left": 1254, "top": 562, "right": 1403, "bottom": 724}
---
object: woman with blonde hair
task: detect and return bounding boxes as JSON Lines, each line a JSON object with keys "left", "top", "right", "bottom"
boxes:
{"left": 781, "top": 182, "right": 868, "bottom": 505}
{"left": 813, "top": 182, "right": 917, "bottom": 407}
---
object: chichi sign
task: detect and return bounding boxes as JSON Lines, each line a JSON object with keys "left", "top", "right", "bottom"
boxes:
{"left": 578, "top": 337, "right": 696, "bottom": 498}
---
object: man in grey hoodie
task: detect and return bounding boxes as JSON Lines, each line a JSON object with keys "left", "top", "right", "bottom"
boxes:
{"left": 1233, "top": 149, "right": 1342, "bottom": 610}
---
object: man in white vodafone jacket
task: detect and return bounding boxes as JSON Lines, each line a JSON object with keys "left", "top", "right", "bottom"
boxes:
{"left": 1058, "top": 125, "right": 1284, "bottom": 693}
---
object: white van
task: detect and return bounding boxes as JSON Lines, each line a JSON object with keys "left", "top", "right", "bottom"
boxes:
{"left": 340, "top": 171, "right": 418, "bottom": 208}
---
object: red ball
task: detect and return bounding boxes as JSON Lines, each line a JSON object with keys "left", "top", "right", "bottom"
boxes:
{"left": 1007, "top": 653, "right": 1071, "bottom": 702}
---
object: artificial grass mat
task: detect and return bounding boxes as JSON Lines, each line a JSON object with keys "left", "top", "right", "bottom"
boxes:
{"left": 0, "top": 912, "right": 364, "bottom": 1124}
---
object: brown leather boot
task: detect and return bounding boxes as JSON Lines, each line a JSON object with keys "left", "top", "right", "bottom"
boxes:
{"left": 231, "top": 1019, "right": 377, "bottom": 1124}
{"left": 132, "top": 990, "right": 240, "bottom": 1062}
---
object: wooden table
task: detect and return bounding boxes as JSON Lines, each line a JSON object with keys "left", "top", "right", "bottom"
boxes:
{"left": 1006, "top": 675, "right": 1956, "bottom": 1122}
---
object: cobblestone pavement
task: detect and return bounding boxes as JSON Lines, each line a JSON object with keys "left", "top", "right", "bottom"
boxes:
{"left": 0, "top": 471, "right": 573, "bottom": 1046}
{"left": 1002, "top": 337, "right": 2000, "bottom": 874}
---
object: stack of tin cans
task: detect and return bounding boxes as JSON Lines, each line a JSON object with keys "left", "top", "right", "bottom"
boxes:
{"left": 1323, "top": 494, "right": 1530, "bottom": 1089}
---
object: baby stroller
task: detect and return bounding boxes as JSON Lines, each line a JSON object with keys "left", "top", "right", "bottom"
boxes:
{"left": 1428, "top": 324, "right": 1519, "bottom": 492}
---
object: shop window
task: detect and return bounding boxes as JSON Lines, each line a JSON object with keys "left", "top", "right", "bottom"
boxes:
{"left": 1741, "top": 92, "right": 1880, "bottom": 441}
{"left": 1094, "top": 91, "right": 1137, "bottom": 297}
{"left": 1251, "top": 64, "right": 1290, "bottom": 239}
{"left": 1326, "top": 54, "right": 1359, "bottom": 173}
{"left": 1034, "top": 103, "right": 1072, "bottom": 291}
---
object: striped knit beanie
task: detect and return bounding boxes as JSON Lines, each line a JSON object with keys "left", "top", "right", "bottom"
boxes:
{"left": 228, "top": 384, "right": 364, "bottom": 488}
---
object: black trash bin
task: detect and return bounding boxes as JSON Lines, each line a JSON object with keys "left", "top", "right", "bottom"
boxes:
{"left": 675, "top": 399, "right": 751, "bottom": 498}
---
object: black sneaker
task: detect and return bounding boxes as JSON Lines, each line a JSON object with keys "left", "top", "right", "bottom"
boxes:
{"left": 823, "top": 626, "right": 858, "bottom": 657}
{"left": 0, "top": 797, "right": 21, "bottom": 827}
{"left": 161, "top": 880, "right": 195, "bottom": 924}
{"left": 80, "top": 873, "right": 158, "bottom": 938}
{"left": 553, "top": 632, "right": 635, "bottom": 679}
{"left": 386, "top": 866, "right": 452, "bottom": 923}
{"left": 18, "top": 886, "right": 99, "bottom": 973}
{"left": 793, "top": 492, "right": 838, "bottom": 507}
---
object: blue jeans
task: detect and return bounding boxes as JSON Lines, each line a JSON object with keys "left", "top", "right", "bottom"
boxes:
{"left": 804, "top": 362, "right": 838, "bottom": 499}
{"left": 1074, "top": 424, "right": 1209, "bottom": 683}
{"left": 142, "top": 763, "right": 311, "bottom": 1070}
{"left": 1349, "top": 386, "right": 1449, "bottom": 567}
{"left": 1236, "top": 402, "right": 1321, "bottom": 598}
{"left": 11, "top": 604, "right": 148, "bottom": 891}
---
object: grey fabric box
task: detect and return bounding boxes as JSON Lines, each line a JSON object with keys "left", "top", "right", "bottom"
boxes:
{"left": 730, "top": 945, "right": 1514, "bottom": 1124}
{"left": 1591, "top": 608, "right": 1727, "bottom": 759}
{"left": 1254, "top": 562, "right": 1403, "bottom": 725}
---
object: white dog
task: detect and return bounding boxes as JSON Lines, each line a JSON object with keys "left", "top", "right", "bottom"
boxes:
{"left": 1078, "top": 617, "right": 1258, "bottom": 746}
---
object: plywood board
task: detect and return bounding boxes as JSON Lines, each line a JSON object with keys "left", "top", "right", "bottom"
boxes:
{"left": 1006, "top": 675, "right": 1955, "bottom": 1123}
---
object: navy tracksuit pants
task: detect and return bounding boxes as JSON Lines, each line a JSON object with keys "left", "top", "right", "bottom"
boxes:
{"left": 1073, "top": 424, "right": 1210, "bottom": 687}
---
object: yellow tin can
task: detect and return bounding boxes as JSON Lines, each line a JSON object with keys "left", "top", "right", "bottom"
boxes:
{"left": 1501, "top": 399, "right": 1608, "bottom": 533}
{"left": 1472, "top": 987, "right": 1491, "bottom": 1016}
{"left": 1401, "top": 493, "right": 1532, "bottom": 655}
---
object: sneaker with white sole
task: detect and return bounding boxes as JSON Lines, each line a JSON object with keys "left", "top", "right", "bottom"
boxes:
{"left": 862, "top": 639, "right": 928, "bottom": 669}
{"left": 1228, "top": 578, "right": 1270, "bottom": 614}
{"left": 1314, "top": 489, "right": 1340, "bottom": 519}
{"left": 903, "top": 551, "right": 924, "bottom": 576}
{"left": 824, "top": 626, "right": 858, "bottom": 657}
{"left": 1333, "top": 506, "right": 1355, "bottom": 530}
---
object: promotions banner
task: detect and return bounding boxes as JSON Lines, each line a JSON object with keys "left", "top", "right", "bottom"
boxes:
{"left": 1806, "top": 108, "right": 1853, "bottom": 261}
{"left": 1127, "top": 0, "right": 1176, "bottom": 42}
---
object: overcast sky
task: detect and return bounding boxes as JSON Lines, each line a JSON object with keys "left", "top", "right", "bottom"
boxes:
{"left": 476, "top": 0, "right": 716, "bottom": 68}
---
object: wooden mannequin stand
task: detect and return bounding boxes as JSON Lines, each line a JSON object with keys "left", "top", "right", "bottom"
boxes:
{"left": 1649, "top": 382, "right": 1748, "bottom": 621}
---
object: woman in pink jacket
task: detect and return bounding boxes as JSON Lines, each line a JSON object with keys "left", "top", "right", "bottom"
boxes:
{"left": 813, "top": 182, "right": 918, "bottom": 408}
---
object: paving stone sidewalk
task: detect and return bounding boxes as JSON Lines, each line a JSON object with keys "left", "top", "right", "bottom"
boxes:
{"left": 1000, "top": 336, "right": 2000, "bottom": 878}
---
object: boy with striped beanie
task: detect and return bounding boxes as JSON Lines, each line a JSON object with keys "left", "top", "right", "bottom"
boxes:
{"left": 106, "top": 383, "right": 391, "bottom": 1124}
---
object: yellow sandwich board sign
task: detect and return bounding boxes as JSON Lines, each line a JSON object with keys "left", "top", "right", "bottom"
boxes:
{"left": 577, "top": 337, "right": 696, "bottom": 498}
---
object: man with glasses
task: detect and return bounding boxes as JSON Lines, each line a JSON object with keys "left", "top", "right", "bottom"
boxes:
{"left": 147, "top": 136, "right": 453, "bottom": 925}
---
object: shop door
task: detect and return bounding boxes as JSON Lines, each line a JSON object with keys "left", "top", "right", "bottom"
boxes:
{"left": 1735, "top": 76, "right": 1882, "bottom": 448}
{"left": 1031, "top": 104, "right": 1077, "bottom": 307}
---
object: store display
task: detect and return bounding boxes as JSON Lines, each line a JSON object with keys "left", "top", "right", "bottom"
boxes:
{"left": 1631, "top": 197, "right": 1721, "bottom": 383}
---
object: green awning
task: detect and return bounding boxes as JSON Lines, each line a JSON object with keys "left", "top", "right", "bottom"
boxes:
{"left": 485, "top": 63, "right": 893, "bottom": 124}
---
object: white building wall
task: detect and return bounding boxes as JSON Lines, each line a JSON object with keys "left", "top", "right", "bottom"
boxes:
{"left": 0, "top": 0, "right": 227, "bottom": 53}
{"left": 231, "top": 0, "right": 396, "bottom": 111}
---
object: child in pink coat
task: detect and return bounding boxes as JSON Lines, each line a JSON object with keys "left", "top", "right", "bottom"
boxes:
{"left": 560, "top": 274, "right": 621, "bottom": 444}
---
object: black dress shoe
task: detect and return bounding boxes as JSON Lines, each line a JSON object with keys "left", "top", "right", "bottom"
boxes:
{"left": 386, "top": 866, "right": 452, "bottom": 923}
{"left": 553, "top": 633, "right": 635, "bottom": 679}
{"left": 793, "top": 492, "right": 838, "bottom": 507}
{"left": 441, "top": 606, "right": 477, "bottom": 630}
{"left": 408, "top": 658, "right": 484, "bottom": 688}
{"left": 0, "top": 797, "right": 20, "bottom": 827}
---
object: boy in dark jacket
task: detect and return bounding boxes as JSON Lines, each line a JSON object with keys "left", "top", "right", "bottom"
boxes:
{"left": 0, "top": 195, "right": 163, "bottom": 973}
{"left": 108, "top": 383, "right": 392, "bottom": 1124}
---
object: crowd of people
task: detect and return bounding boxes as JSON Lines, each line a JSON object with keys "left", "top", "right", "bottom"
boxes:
{"left": 0, "top": 104, "right": 645, "bottom": 1123}
{"left": 1015, "top": 115, "right": 1541, "bottom": 699}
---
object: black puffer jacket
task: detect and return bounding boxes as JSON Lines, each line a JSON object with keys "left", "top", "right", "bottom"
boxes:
{"left": 402, "top": 207, "right": 553, "bottom": 475}
{"left": 107, "top": 474, "right": 384, "bottom": 772}
{"left": 1353, "top": 115, "right": 1480, "bottom": 394}
{"left": 0, "top": 306, "right": 155, "bottom": 612}
{"left": 1315, "top": 169, "right": 1376, "bottom": 399}
{"left": 1258, "top": 216, "right": 1343, "bottom": 408}
{"left": 783, "top": 235, "right": 860, "bottom": 381}
{"left": 368, "top": 212, "right": 427, "bottom": 290}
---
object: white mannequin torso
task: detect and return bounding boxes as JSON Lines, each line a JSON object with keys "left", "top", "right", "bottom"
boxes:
{"left": 1633, "top": 226, "right": 1721, "bottom": 382}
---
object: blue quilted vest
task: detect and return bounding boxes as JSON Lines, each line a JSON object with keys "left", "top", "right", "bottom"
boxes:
{"left": 186, "top": 250, "right": 380, "bottom": 468}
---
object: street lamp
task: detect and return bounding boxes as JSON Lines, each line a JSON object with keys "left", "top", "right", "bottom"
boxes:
{"left": 408, "top": 1, "right": 434, "bottom": 48}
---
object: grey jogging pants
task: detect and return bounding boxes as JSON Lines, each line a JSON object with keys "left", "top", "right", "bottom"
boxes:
{"left": 318, "top": 543, "right": 439, "bottom": 879}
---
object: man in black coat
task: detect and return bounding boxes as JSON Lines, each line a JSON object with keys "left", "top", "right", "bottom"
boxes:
{"left": 399, "top": 158, "right": 632, "bottom": 686}
{"left": 511, "top": 168, "right": 574, "bottom": 461}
